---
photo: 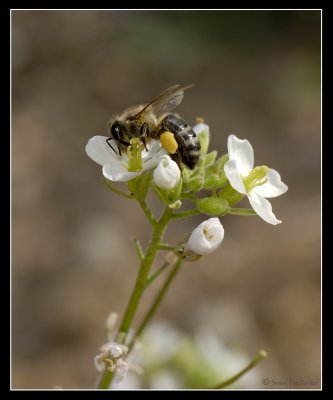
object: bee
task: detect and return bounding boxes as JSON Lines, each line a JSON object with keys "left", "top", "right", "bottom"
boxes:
{"left": 107, "top": 84, "right": 201, "bottom": 169}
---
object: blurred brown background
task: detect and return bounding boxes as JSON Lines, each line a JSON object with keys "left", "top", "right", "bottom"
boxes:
{"left": 12, "top": 10, "right": 321, "bottom": 389}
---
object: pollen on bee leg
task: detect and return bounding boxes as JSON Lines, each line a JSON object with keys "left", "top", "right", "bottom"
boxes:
{"left": 160, "top": 131, "right": 178, "bottom": 154}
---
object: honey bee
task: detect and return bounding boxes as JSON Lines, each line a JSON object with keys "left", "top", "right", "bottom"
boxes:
{"left": 107, "top": 84, "right": 201, "bottom": 169}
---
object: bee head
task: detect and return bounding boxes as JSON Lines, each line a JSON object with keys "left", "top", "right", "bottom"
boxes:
{"left": 107, "top": 121, "right": 131, "bottom": 154}
{"left": 110, "top": 122, "right": 123, "bottom": 141}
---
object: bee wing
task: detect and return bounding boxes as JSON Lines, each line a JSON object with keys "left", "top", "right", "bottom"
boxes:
{"left": 134, "top": 84, "right": 194, "bottom": 119}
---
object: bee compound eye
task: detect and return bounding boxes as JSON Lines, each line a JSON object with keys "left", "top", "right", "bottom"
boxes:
{"left": 111, "top": 123, "right": 122, "bottom": 140}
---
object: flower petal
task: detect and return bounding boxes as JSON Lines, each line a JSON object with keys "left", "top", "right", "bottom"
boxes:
{"left": 193, "top": 122, "right": 210, "bottom": 135}
{"left": 142, "top": 140, "right": 168, "bottom": 171}
{"left": 193, "top": 123, "right": 210, "bottom": 154}
{"left": 224, "top": 159, "right": 247, "bottom": 194}
{"left": 94, "top": 354, "right": 105, "bottom": 372}
{"left": 153, "top": 156, "right": 181, "bottom": 190}
{"left": 227, "top": 134, "right": 254, "bottom": 176}
{"left": 252, "top": 169, "right": 288, "bottom": 198}
{"left": 186, "top": 217, "right": 224, "bottom": 255}
{"left": 100, "top": 342, "right": 124, "bottom": 358}
{"left": 114, "top": 359, "right": 128, "bottom": 382}
{"left": 86, "top": 136, "right": 119, "bottom": 166}
{"left": 103, "top": 163, "right": 141, "bottom": 182}
{"left": 247, "top": 191, "right": 281, "bottom": 225}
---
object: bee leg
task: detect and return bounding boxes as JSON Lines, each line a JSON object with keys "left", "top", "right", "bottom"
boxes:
{"left": 171, "top": 152, "right": 183, "bottom": 170}
{"left": 140, "top": 123, "right": 149, "bottom": 151}
{"left": 106, "top": 138, "right": 129, "bottom": 155}
{"left": 106, "top": 137, "right": 119, "bottom": 155}
{"left": 141, "top": 136, "right": 148, "bottom": 151}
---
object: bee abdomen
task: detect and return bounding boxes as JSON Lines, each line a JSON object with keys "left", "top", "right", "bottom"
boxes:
{"left": 161, "top": 115, "right": 201, "bottom": 169}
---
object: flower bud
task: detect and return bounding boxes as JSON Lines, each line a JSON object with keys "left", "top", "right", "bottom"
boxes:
{"left": 203, "top": 174, "right": 221, "bottom": 190}
{"left": 185, "top": 168, "right": 205, "bottom": 191}
{"left": 203, "top": 154, "right": 229, "bottom": 190}
{"left": 196, "top": 197, "right": 229, "bottom": 216}
{"left": 193, "top": 122, "right": 210, "bottom": 155}
{"left": 186, "top": 217, "right": 224, "bottom": 256}
{"left": 169, "top": 200, "right": 182, "bottom": 209}
{"left": 200, "top": 150, "right": 217, "bottom": 168}
{"left": 153, "top": 156, "right": 181, "bottom": 190}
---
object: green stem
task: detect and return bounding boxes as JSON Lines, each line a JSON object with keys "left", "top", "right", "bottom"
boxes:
{"left": 132, "top": 237, "right": 144, "bottom": 261}
{"left": 171, "top": 209, "right": 200, "bottom": 219}
{"left": 118, "top": 207, "right": 172, "bottom": 337}
{"left": 97, "top": 207, "right": 173, "bottom": 389}
{"left": 102, "top": 178, "right": 133, "bottom": 199}
{"left": 227, "top": 208, "right": 257, "bottom": 216}
{"left": 138, "top": 200, "right": 157, "bottom": 225}
{"left": 98, "top": 370, "right": 114, "bottom": 390}
{"left": 156, "top": 244, "right": 176, "bottom": 252}
{"left": 147, "top": 261, "right": 170, "bottom": 285}
{"left": 134, "top": 257, "right": 183, "bottom": 342}
{"left": 212, "top": 350, "right": 267, "bottom": 389}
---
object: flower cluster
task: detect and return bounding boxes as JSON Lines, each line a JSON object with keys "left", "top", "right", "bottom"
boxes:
{"left": 94, "top": 342, "right": 129, "bottom": 382}
{"left": 86, "top": 122, "right": 287, "bottom": 256}
{"left": 87, "top": 118, "right": 287, "bottom": 389}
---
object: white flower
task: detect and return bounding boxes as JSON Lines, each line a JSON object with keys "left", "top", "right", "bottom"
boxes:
{"left": 193, "top": 122, "right": 210, "bottom": 154}
{"left": 100, "top": 342, "right": 124, "bottom": 358}
{"left": 86, "top": 136, "right": 167, "bottom": 182}
{"left": 186, "top": 217, "right": 224, "bottom": 256}
{"left": 94, "top": 354, "right": 107, "bottom": 372}
{"left": 153, "top": 155, "right": 181, "bottom": 190}
{"left": 94, "top": 341, "right": 129, "bottom": 372}
{"left": 193, "top": 122, "right": 210, "bottom": 135}
{"left": 224, "top": 134, "right": 288, "bottom": 225}
{"left": 114, "top": 359, "right": 129, "bottom": 382}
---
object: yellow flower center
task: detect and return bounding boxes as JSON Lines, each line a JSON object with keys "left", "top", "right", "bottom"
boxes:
{"left": 127, "top": 138, "right": 144, "bottom": 172}
{"left": 243, "top": 166, "right": 269, "bottom": 192}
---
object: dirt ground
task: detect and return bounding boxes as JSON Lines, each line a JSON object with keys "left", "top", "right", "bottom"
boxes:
{"left": 12, "top": 10, "right": 321, "bottom": 389}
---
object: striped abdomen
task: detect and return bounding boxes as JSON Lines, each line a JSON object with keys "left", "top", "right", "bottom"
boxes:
{"left": 160, "top": 114, "right": 201, "bottom": 169}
